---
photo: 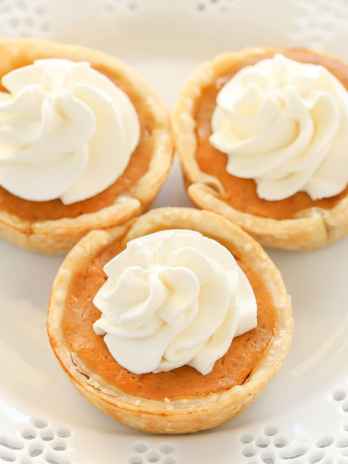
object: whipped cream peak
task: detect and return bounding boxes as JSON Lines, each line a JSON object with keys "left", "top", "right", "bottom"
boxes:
{"left": 211, "top": 53, "right": 348, "bottom": 201}
{"left": 0, "top": 58, "right": 140, "bottom": 204}
{"left": 93, "top": 230, "right": 257, "bottom": 375}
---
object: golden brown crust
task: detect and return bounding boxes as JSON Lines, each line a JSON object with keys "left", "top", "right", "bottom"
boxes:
{"left": 48, "top": 207, "right": 293, "bottom": 434}
{"left": 0, "top": 38, "right": 173, "bottom": 254}
{"left": 173, "top": 47, "right": 348, "bottom": 250}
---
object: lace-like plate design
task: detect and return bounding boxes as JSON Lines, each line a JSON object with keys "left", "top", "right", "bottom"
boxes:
{"left": 0, "top": 0, "right": 348, "bottom": 462}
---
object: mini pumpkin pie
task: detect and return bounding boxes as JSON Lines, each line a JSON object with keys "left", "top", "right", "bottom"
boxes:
{"left": 174, "top": 48, "right": 348, "bottom": 250}
{"left": 48, "top": 207, "right": 292, "bottom": 434}
{"left": 0, "top": 38, "right": 173, "bottom": 254}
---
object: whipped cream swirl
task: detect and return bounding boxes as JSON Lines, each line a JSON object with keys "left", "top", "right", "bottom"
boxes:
{"left": 0, "top": 59, "right": 139, "bottom": 204}
{"left": 211, "top": 54, "right": 348, "bottom": 201}
{"left": 93, "top": 230, "right": 257, "bottom": 375}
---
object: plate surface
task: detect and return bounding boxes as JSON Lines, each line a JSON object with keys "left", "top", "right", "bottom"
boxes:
{"left": 1, "top": 1, "right": 348, "bottom": 463}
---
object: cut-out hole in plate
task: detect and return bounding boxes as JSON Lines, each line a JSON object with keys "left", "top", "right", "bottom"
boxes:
{"left": 274, "top": 437, "right": 288, "bottom": 448}
{"left": 32, "top": 418, "right": 48, "bottom": 429}
{"left": 29, "top": 442, "right": 43, "bottom": 457}
{"left": 264, "top": 427, "right": 278, "bottom": 437}
{"left": 52, "top": 439, "right": 67, "bottom": 451}
{"left": 0, "top": 435, "right": 24, "bottom": 450}
{"left": 262, "top": 451, "right": 275, "bottom": 464}
{"left": 333, "top": 390, "right": 347, "bottom": 401}
{"left": 0, "top": 448, "right": 16, "bottom": 462}
{"left": 41, "top": 430, "right": 54, "bottom": 441}
{"left": 56, "top": 428, "right": 71, "bottom": 439}
{"left": 21, "top": 428, "right": 37, "bottom": 440}
{"left": 256, "top": 437, "right": 270, "bottom": 448}
{"left": 242, "top": 446, "right": 256, "bottom": 458}
{"left": 310, "top": 450, "right": 325, "bottom": 463}
{"left": 133, "top": 442, "right": 149, "bottom": 454}
{"left": 317, "top": 436, "right": 334, "bottom": 448}
{"left": 196, "top": 2, "right": 206, "bottom": 11}
{"left": 241, "top": 434, "right": 254, "bottom": 444}
{"left": 280, "top": 446, "right": 308, "bottom": 459}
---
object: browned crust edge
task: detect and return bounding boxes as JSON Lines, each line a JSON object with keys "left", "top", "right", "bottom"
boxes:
{"left": 47, "top": 207, "right": 293, "bottom": 434}
{"left": 173, "top": 47, "right": 348, "bottom": 250}
{"left": 0, "top": 38, "right": 173, "bottom": 254}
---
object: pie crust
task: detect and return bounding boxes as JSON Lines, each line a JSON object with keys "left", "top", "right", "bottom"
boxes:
{"left": 48, "top": 207, "right": 293, "bottom": 434}
{"left": 0, "top": 38, "right": 173, "bottom": 254}
{"left": 173, "top": 47, "right": 348, "bottom": 250}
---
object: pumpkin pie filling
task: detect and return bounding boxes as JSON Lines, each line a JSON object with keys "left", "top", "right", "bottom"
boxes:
{"left": 61, "top": 236, "right": 276, "bottom": 401}
{"left": 195, "top": 48, "right": 348, "bottom": 220}
{"left": 0, "top": 60, "right": 155, "bottom": 222}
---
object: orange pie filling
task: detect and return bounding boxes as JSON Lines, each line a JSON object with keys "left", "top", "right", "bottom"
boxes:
{"left": 62, "top": 237, "right": 276, "bottom": 401}
{"left": 194, "top": 48, "right": 348, "bottom": 220}
{"left": 0, "top": 59, "right": 156, "bottom": 222}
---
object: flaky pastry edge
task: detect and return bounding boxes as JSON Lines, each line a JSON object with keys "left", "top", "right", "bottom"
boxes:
{"left": 173, "top": 47, "right": 348, "bottom": 250}
{"left": 48, "top": 207, "right": 293, "bottom": 434}
{"left": 0, "top": 38, "right": 173, "bottom": 254}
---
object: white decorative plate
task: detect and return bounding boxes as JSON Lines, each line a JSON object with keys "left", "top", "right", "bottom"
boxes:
{"left": 1, "top": 0, "right": 348, "bottom": 463}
